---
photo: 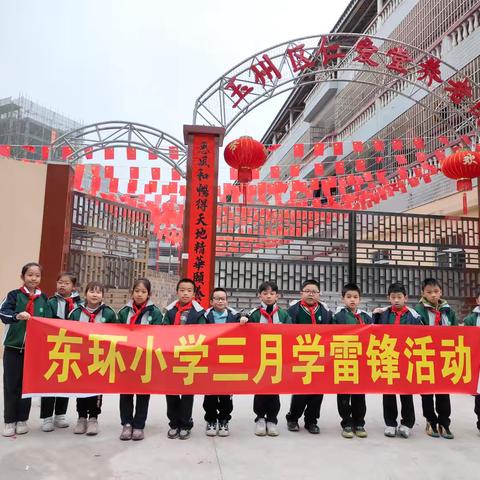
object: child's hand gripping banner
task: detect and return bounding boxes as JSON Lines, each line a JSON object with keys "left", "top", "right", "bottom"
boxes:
{"left": 23, "top": 317, "right": 480, "bottom": 396}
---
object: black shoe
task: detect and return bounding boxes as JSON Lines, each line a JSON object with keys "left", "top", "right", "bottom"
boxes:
{"left": 287, "top": 421, "right": 300, "bottom": 432}
{"left": 167, "top": 428, "right": 179, "bottom": 439}
{"left": 425, "top": 421, "right": 440, "bottom": 438}
{"left": 439, "top": 425, "right": 454, "bottom": 439}
{"left": 306, "top": 424, "right": 320, "bottom": 434}
{"left": 179, "top": 428, "right": 191, "bottom": 440}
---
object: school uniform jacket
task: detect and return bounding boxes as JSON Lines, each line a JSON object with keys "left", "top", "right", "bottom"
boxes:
{"left": 68, "top": 303, "right": 117, "bottom": 323}
{"left": 333, "top": 306, "right": 372, "bottom": 324}
{"left": 117, "top": 300, "right": 162, "bottom": 325}
{"left": 48, "top": 292, "right": 82, "bottom": 319}
{"left": 204, "top": 307, "right": 240, "bottom": 324}
{"left": 246, "top": 303, "right": 292, "bottom": 324}
{"left": 414, "top": 298, "right": 457, "bottom": 326}
{"left": 0, "top": 288, "right": 52, "bottom": 349}
{"left": 373, "top": 306, "right": 422, "bottom": 325}
{"left": 463, "top": 306, "right": 480, "bottom": 326}
{"left": 162, "top": 300, "right": 206, "bottom": 325}
{"left": 288, "top": 300, "right": 333, "bottom": 324}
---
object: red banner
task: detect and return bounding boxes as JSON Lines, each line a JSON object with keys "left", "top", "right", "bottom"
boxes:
{"left": 23, "top": 318, "right": 480, "bottom": 396}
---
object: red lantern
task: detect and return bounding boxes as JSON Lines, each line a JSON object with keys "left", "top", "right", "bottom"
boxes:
{"left": 441, "top": 150, "right": 480, "bottom": 214}
{"left": 224, "top": 136, "right": 267, "bottom": 183}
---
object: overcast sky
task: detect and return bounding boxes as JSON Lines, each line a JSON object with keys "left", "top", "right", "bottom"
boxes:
{"left": 1, "top": 0, "right": 350, "bottom": 183}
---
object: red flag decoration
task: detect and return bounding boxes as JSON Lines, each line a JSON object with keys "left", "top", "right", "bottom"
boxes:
{"left": 169, "top": 182, "right": 178, "bottom": 194}
{"left": 270, "top": 165, "right": 280, "bottom": 178}
{"left": 460, "top": 135, "right": 472, "bottom": 146}
{"left": 415, "top": 152, "right": 427, "bottom": 162}
{"left": 252, "top": 168, "right": 260, "bottom": 180}
{"left": 290, "top": 164, "right": 300, "bottom": 177}
{"left": 90, "top": 165, "right": 100, "bottom": 177}
{"left": 151, "top": 167, "right": 160, "bottom": 180}
{"left": 148, "top": 149, "right": 158, "bottom": 160}
{"left": 293, "top": 144, "right": 304, "bottom": 158}
{"left": 413, "top": 137, "right": 425, "bottom": 149}
{"left": 352, "top": 141, "right": 363, "bottom": 153}
{"left": 84, "top": 147, "right": 93, "bottom": 160}
{"left": 73, "top": 165, "right": 85, "bottom": 190}
{"left": 22, "top": 145, "right": 36, "bottom": 153}
{"left": 396, "top": 155, "right": 408, "bottom": 165}
{"left": 372, "top": 139, "right": 385, "bottom": 152}
{"left": 363, "top": 172, "right": 373, "bottom": 182}
{"left": 438, "top": 136, "right": 450, "bottom": 146}
{"left": 104, "top": 166, "right": 114, "bottom": 178}
{"left": 408, "top": 177, "right": 420, "bottom": 188}
{"left": 169, "top": 146, "right": 179, "bottom": 160}
{"left": 314, "top": 142, "right": 325, "bottom": 157}
{"left": 314, "top": 163, "right": 324, "bottom": 176}
{"left": 62, "top": 146, "right": 73, "bottom": 160}
{"left": 144, "top": 183, "right": 151, "bottom": 194}
{"left": 127, "top": 179, "right": 137, "bottom": 194}
{"left": 230, "top": 167, "right": 238, "bottom": 180}
{"left": 109, "top": 178, "right": 119, "bottom": 193}
{"left": 126, "top": 147, "right": 137, "bottom": 160}
{"left": 179, "top": 185, "right": 186, "bottom": 196}
{"left": 333, "top": 142, "right": 343, "bottom": 156}
{"left": 355, "top": 159, "right": 366, "bottom": 172}
{"left": 0, "top": 145, "right": 11, "bottom": 157}
{"left": 334, "top": 161, "right": 345, "bottom": 175}
{"left": 267, "top": 144, "right": 281, "bottom": 152}
{"left": 376, "top": 156, "right": 384, "bottom": 164}
{"left": 392, "top": 139, "right": 403, "bottom": 151}
{"left": 435, "top": 149, "right": 446, "bottom": 162}
{"left": 91, "top": 176, "right": 101, "bottom": 192}
{"left": 376, "top": 169, "right": 388, "bottom": 184}
{"left": 41, "top": 146, "right": 49, "bottom": 160}
{"left": 397, "top": 168, "right": 408, "bottom": 180}
{"left": 104, "top": 147, "right": 114, "bottom": 160}
{"left": 130, "top": 167, "right": 139, "bottom": 179}
{"left": 172, "top": 169, "right": 181, "bottom": 181}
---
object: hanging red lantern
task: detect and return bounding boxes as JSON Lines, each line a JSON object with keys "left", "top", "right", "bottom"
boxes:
{"left": 223, "top": 136, "right": 267, "bottom": 183}
{"left": 441, "top": 150, "right": 480, "bottom": 214}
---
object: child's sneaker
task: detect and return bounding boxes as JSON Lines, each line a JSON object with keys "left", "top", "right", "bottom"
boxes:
{"left": 342, "top": 426, "right": 354, "bottom": 438}
{"left": 397, "top": 425, "right": 410, "bottom": 438}
{"left": 384, "top": 426, "right": 396, "bottom": 437}
{"left": 206, "top": 421, "right": 218, "bottom": 436}
{"left": 425, "top": 421, "right": 440, "bottom": 437}
{"left": 119, "top": 424, "right": 132, "bottom": 440}
{"left": 167, "top": 428, "right": 179, "bottom": 439}
{"left": 2, "top": 423, "right": 16, "bottom": 437}
{"left": 254, "top": 418, "right": 267, "bottom": 436}
{"left": 266, "top": 422, "right": 279, "bottom": 436}
{"left": 287, "top": 421, "right": 300, "bottom": 432}
{"left": 179, "top": 429, "right": 191, "bottom": 440}
{"left": 74, "top": 417, "right": 88, "bottom": 434}
{"left": 438, "top": 425, "right": 454, "bottom": 439}
{"left": 218, "top": 421, "right": 229, "bottom": 437}
{"left": 15, "top": 421, "right": 29, "bottom": 435}
{"left": 41, "top": 417, "right": 55, "bottom": 432}
{"left": 54, "top": 414, "right": 69, "bottom": 428}
{"left": 306, "top": 423, "right": 320, "bottom": 434}
{"left": 132, "top": 429, "right": 144, "bottom": 441}
{"left": 354, "top": 426, "right": 368, "bottom": 438}
{"left": 86, "top": 418, "right": 98, "bottom": 436}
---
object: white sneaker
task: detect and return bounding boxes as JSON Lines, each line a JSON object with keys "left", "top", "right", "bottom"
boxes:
{"left": 2, "top": 423, "right": 16, "bottom": 437}
{"left": 16, "top": 421, "right": 29, "bottom": 435}
{"left": 86, "top": 418, "right": 98, "bottom": 436}
{"left": 41, "top": 417, "right": 55, "bottom": 432}
{"left": 54, "top": 414, "right": 69, "bottom": 428}
{"left": 384, "top": 426, "right": 396, "bottom": 437}
{"left": 254, "top": 418, "right": 267, "bottom": 436}
{"left": 218, "top": 421, "right": 229, "bottom": 437}
{"left": 397, "top": 425, "right": 411, "bottom": 438}
{"left": 266, "top": 421, "right": 279, "bottom": 436}
{"left": 206, "top": 421, "right": 218, "bottom": 436}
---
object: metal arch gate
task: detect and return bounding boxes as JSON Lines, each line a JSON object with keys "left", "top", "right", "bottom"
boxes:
{"left": 214, "top": 203, "right": 480, "bottom": 316}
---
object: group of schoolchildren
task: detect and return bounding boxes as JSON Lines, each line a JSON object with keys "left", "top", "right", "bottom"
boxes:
{"left": 1, "top": 261, "right": 480, "bottom": 443}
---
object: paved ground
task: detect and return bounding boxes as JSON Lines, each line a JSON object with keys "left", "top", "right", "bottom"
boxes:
{"left": 2, "top": 377, "right": 480, "bottom": 480}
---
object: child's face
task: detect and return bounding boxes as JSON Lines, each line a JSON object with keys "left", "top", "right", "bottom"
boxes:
{"left": 259, "top": 288, "right": 279, "bottom": 306}
{"left": 389, "top": 292, "right": 407, "bottom": 309}
{"left": 132, "top": 283, "right": 149, "bottom": 306}
{"left": 57, "top": 276, "right": 74, "bottom": 297}
{"left": 301, "top": 285, "right": 320, "bottom": 306}
{"left": 22, "top": 266, "right": 41, "bottom": 291}
{"left": 211, "top": 291, "right": 228, "bottom": 312}
{"left": 423, "top": 285, "right": 442, "bottom": 306}
{"left": 343, "top": 290, "right": 360, "bottom": 311}
{"left": 86, "top": 288, "right": 103, "bottom": 307}
{"left": 177, "top": 282, "right": 195, "bottom": 305}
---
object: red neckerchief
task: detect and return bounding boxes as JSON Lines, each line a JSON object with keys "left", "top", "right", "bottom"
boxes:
{"left": 300, "top": 300, "right": 318, "bottom": 324}
{"left": 354, "top": 312, "right": 364, "bottom": 325}
{"left": 430, "top": 307, "right": 442, "bottom": 326}
{"left": 65, "top": 297, "right": 76, "bottom": 313}
{"left": 174, "top": 301, "right": 192, "bottom": 325}
{"left": 20, "top": 286, "right": 41, "bottom": 315}
{"left": 392, "top": 306, "right": 408, "bottom": 325}
{"left": 130, "top": 301, "right": 147, "bottom": 325}
{"left": 260, "top": 305, "right": 279, "bottom": 323}
{"left": 81, "top": 305, "right": 101, "bottom": 323}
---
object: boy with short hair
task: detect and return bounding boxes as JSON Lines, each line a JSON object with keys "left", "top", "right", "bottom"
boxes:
{"left": 333, "top": 283, "right": 372, "bottom": 439}
{"left": 203, "top": 287, "right": 243, "bottom": 437}
{"left": 414, "top": 278, "right": 457, "bottom": 439}
{"left": 243, "top": 281, "right": 291, "bottom": 437}
{"left": 373, "top": 282, "right": 421, "bottom": 438}
{"left": 162, "top": 278, "right": 206, "bottom": 440}
{"left": 285, "top": 279, "right": 332, "bottom": 434}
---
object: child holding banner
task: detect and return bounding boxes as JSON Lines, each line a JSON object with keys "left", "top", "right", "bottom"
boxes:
{"left": 372, "top": 282, "right": 422, "bottom": 439}
{"left": 414, "top": 278, "right": 457, "bottom": 439}
{"left": 1, "top": 262, "right": 52, "bottom": 437}
{"left": 285, "top": 279, "right": 332, "bottom": 434}
{"left": 241, "top": 281, "right": 291, "bottom": 437}
{"left": 333, "top": 283, "right": 372, "bottom": 439}
{"left": 116, "top": 278, "right": 162, "bottom": 441}
{"left": 162, "top": 278, "right": 206, "bottom": 440}
{"left": 40, "top": 271, "right": 82, "bottom": 433}
{"left": 69, "top": 281, "right": 117, "bottom": 436}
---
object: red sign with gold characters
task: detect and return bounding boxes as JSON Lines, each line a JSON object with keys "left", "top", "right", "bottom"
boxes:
{"left": 23, "top": 318, "right": 480, "bottom": 395}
